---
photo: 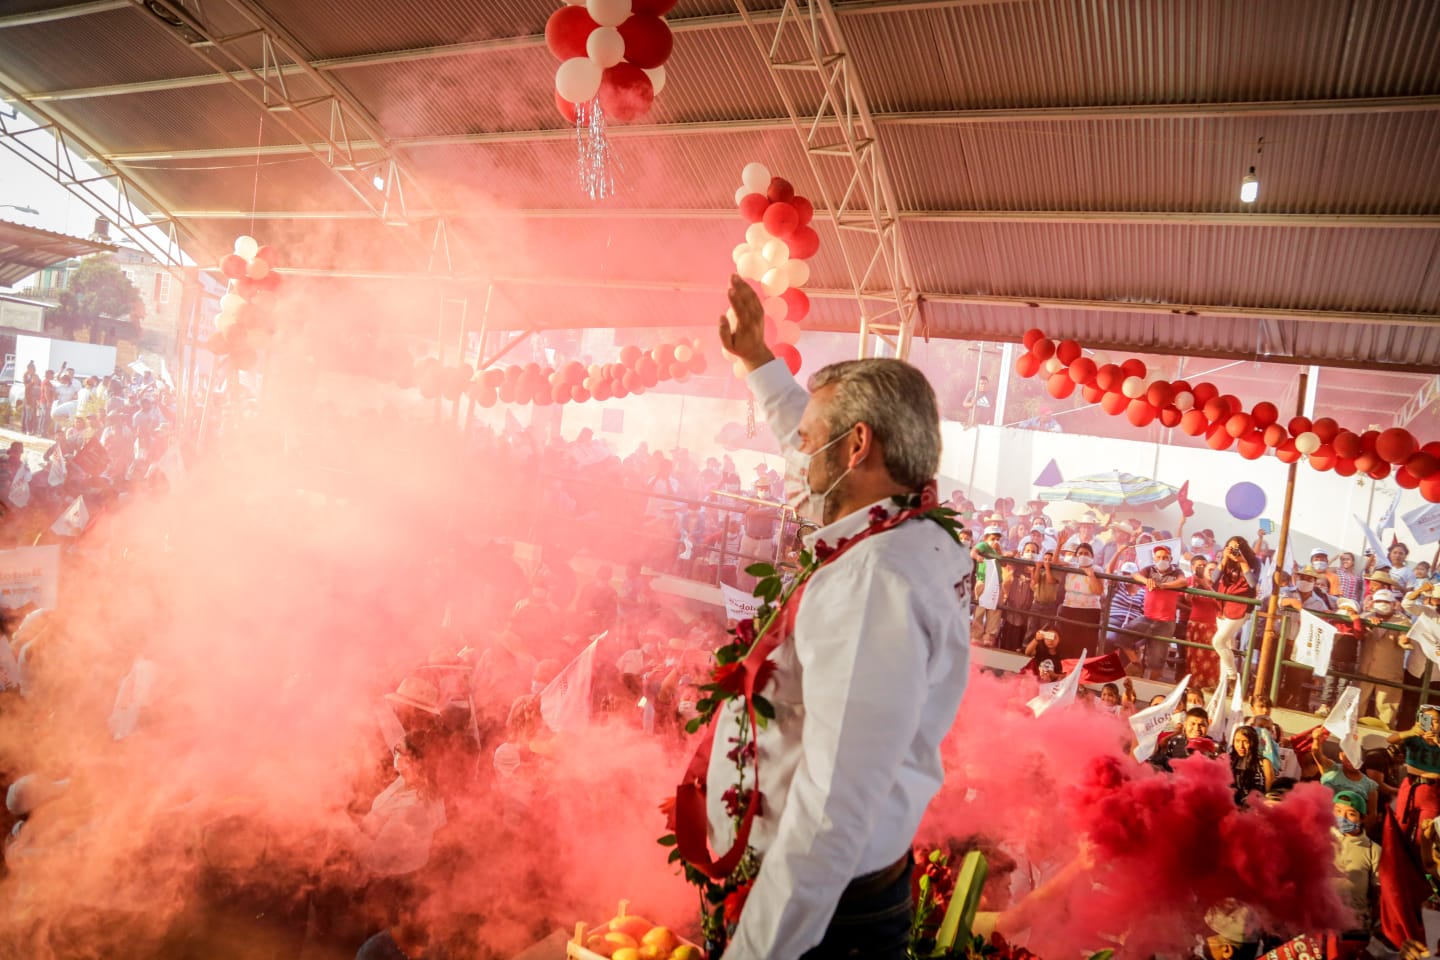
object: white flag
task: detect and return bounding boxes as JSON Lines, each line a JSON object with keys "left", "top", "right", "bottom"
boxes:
{"left": 1028, "top": 648, "right": 1085, "bottom": 717}
{"left": 1374, "top": 494, "right": 1398, "bottom": 541}
{"left": 1130, "top": 674, "right": 1191, "bottom": 763}
{"left": 50, "top": 496, "right": 88, "bottom": 537}
{"left": 155, "top": 445, "right": 187, "bottom": 491}
{"left": 1354, "top": 514, "right": 1389, "bottom": 563}
{"left": 540, "top": 638, "right": 597, "bottom": 733}
{"left": 720, "top": 582, "right": 762, "bottom": 623}
{"left": 1293, "top": 610, "right": 1337, "bottom": 676}
{"left": 1403, "top": 503, "right": 1440, "bottom": 546}
{"left": 47, "top": 453, "right": 65, "bottom": 487}
{"left": 8, "top": 467, "right": 29, "bottom": 509}
{"left": 1407, "top": 615, "right": 1440, "bottom": 671}
{"left": 1207, "top": 676, "right": 1244, "bottom": 745}
{"left": 1256, "top": 555, "right": 1277, "bottom": 602}
{"left": 108, "top": 657, "right": 157, "bottom": 741}
{"left": 977, "top": 555, "right": 1001, "bottom": 609}
{"left": 1322, "top": 686, "right": 1364, "bottom": 769}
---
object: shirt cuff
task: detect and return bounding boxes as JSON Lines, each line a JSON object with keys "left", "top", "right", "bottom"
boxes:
{"left": 745, "top": 357, "right": 795, "bottom": 400}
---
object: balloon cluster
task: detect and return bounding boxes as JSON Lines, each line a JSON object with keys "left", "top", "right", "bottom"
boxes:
{"left": 548, "top": 0, "right": 675, "bottom": 122}
{"left": 724, "top": 162, "right": 820, "bottom": 378}
{"left": 208, "top": 235, "right": 285, "bottom": 371}
{"left": 417, "top": 339, "right": 708, "bottom": 408}
{"left": 1014, "top": 327, "right": 1440, "bottom": 503}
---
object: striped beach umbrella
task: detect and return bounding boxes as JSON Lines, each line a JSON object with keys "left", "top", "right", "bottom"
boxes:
{"left": 1036, "top": 470, "right": 1179, "bottom": 508}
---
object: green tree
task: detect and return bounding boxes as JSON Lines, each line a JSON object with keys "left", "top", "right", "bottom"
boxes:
{"left": 43, "top": 257, "right": 143, "bottom": 345}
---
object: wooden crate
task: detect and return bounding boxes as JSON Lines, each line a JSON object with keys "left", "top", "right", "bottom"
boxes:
{"left": 565, "top": 899, "right": 705, "bottom": 960}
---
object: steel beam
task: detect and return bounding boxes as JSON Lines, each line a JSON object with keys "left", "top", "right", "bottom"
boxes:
{"left": 0, "top": 1, "right": 127, "bottom": 29}
{"left": 90, "top": 94, "right": 1440, "bottom": 163}
{"left": 161, "top": 207, "right": 1440, "bottom": 230}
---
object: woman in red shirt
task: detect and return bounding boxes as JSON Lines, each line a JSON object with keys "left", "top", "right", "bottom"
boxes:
{"left": 1187, "top": 558, "right": 1222, "bottom": 691}
{"left": 1211, "top": 536, "right": 1259, "bottom": 688}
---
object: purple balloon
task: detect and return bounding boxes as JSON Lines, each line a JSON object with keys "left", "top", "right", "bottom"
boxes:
{"left": 1225, "top": 481, "right": 1266, "bottom": 521}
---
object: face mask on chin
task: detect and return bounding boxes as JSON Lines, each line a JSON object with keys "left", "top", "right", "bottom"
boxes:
{"left": 1334, "top": 813, "right": 1363, "bottom": 835}
{"left": 783, "top": 431, "right": 856, "bottom": 526}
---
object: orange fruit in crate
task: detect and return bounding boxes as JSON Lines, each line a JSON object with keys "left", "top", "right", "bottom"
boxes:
{"left": 604, "top": 932, "right": 640, "bottom": 952}
{"left": 610, "top": 916, "right": 652, "bottom": 941}
{"left": 637, "top": 947, "right": 662, "bottom": 960}
{"left": 612, "top": 949, "right": 642, "bottom": 960}
{"left": 641, "top": 926, "right": 677, "bottom": 953}
{"left": 670, "top": 946, "right": 703, "bottom": 960}
{"left": 585, "top": 934, "right": 616, "bottom": 957}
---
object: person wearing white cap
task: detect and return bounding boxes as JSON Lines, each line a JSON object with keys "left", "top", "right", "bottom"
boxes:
{"left": 970, "top": 526, "right": 1006, "bottom": 647}
{"left": 1355, "top": 589, "right": 1409, "bottom": 728}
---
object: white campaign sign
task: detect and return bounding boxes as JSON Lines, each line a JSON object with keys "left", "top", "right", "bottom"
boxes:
{"left": 1130, "top": 674, "right": 1191, "bottom": 763}
{"left": 1408, "top": 615, "right": 1440, "bottom": 671}
{"left": 1028, "top": 648, "right": 1085, "bottom": 717}
{"left": 0, "top": 545, "right": 59, "bottom": 610}
{"left": 1323, "top": 686, "right": 1364, "bottom": 769}
{"left": 1292, "top": 609, "right": 1337, "bottom": 677}
{"left": 720, "top": 582, "right": 762, "bottom": 622}
{"left": 1403, "top": 503, "right": 1440, "bottom": 546}
{"left": 1134, "top": 538, "right": 1182, "bottom": 569}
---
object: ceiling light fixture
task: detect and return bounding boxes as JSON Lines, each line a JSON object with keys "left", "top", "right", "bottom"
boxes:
{"left": 372, "top": 175, "right": 386, "bottom": 191}
{"left": 1239, "top": 136, "right": 1263, "bottom": 204}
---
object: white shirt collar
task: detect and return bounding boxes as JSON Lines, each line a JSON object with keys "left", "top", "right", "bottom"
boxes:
{"left": 802, "top": 497, "right": 898, "bottom": 551}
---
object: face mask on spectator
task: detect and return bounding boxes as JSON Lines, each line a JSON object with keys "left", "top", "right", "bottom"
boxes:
{"left": 1333, "top": 813, "right": 1363, "bottom": 835}
{"left": 1077, "top": 554, "right": 1094, "bottom": 568}
{"left": 1374, "top": 602, "right": 1394, "bottom": 616}
{"left": 1297, "top": 579, "right": 1315, "bottom": 593}
{"left": 1061, "top": 552, "right": 1076, "bottom": 565}
{"left": 1154, "top": 557, "right": 1171, "bottom": 572}
{"left": 1313, "top": 560, "right": 1329, "bottom": 572}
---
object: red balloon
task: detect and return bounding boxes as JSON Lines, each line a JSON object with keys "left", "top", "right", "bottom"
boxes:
{"left": 622, "top": 371, "right": 639, "bottom": 392}
{"left": 1047, "top": 373, "right": 1076, "bottom": 399}
{"left": 1202, "top": 398, "right": 1228, "bottom": 423}
{"left": 639, "top": 365, "right": 659, "bottom": 388}
{"left": 1101, "top": 392, "right": 1129, "bottom": 416}
{"left": 599, "top": 64, "right": 654, "bottom": 122}
{"left": 563, "top": 360, "right": 587, "bottom": 385}
{"left": 787, "top": 225, "right": 820, "bottom": 260}
{"left": 220, "top": 254, "right": 247, "bottom": 279}
{"left": 1094, "top": 364, "right": 1123, "bottom": 393}
{"left": 1397, "top": 468, "right": 1422, "bottom": 490}
{"left": 1206, "top": 423, "right": 1234, "bottom": 450}
{"left": 1192, "top": 382, "right": 1219, "bottom": 406}
{"left": 1334, "top": 457, "right": 1357, "bottom": 478}
{"left": 1251, "top": 401, "right": 1279, "bottom": 428}
{"left": 1309, "top": 443, "right": 1337, "bottom": 472}
{"left": 1015, "top": 353, "right": 1041, "bottom": 379}
{"left": 256, "top": 270, "right": 282, "bottom": 291}
{"left": 1421, "top": 474, "right": 1440, "bottom": 504}
{"left": 762, "top": 201, "right": 800, "bottom": 240}
{"left": 619, "top": 345, "right": 642, "bottom": 365}
{"left": 1237, "top": 431, "right": 1267, "bottom": 460}
{"left": 652, "top": 343, "right": 675, "bottom": 367}
{"left": 612, "top": 380, "right": 629, "bottom": 399}
{"left": 1068, "top": 357, "right": 1097, "bottom": 385}
{"left": 504, "top": 365, "right": 523, "bottom": 385}
{"left": 1368, "top": 462, "right": 1392, "bottom": 480}
{"left": 1406, "top": 452, "right": 1439, "bottom": 479}
{"left": 1354, "top": 451, "right": 1381, "bottom": 473}
{"left": 1311, "top": 417, "right": 1339, "bottom": 443}
{"left": 254, "top": 244, "right": 278, "bottom": 268}
{"left": 618, "top": 14, "right": 673, "bottom": 69}
{"left": 1055, "top": 339, "right": 1082, "bottom": 366}
{"left": 1120, "top": 358, "right": 1147, "bottom": 380}
{"left": 766, "top": 177, "right": 795, "bottom": 204}
{"left": 781, "top": 287, "right": 810, "bottom": 322}
{"left": 631, "top": 0, "right": 679, "bottom": 13}
{"left": 1146, "top": 381, "right": 1173, "bottom": 408}
{"left": 1423, "top": 441, "right": 1440, "bottom": 458}
{"left": 1180, "top": 409, "right": 1209, "bottom": 436}
{"left": 1030, "top": 338, "right": 1056, "bottom": 362}
{"left": 1220, "top": 394, "right": 1243, "bottom": 416}
{"left": 1333, "top": 430, "right": 1362, "bottom": 459}
{"left": 668, "top": 361, "right": 687, "bottom": 380}
{"left": 1126, "top": 399, "right": 1157, "bottom": 427}
{"left": 1159, "top": 406, "right": 1183, "bottom": 428}
{"left": 1263, "top": 424, "right": 1288, "bottom": 448}
{"left": 1361, "top": 430, "right": 1381, "bottom": 453}
{"left": 739, "top": 193, "right": 769, "bottom": 223}
{"left": 592, "top": 381, "right": 612, "bottom": 402}
{"left": 1276, "top": 439, "right": 1301, "bottom": 464}
{"left": 772, "top": 342, "right": 802, "bottom": 375}
{"left": 1376, "top": 427, "right": 1418, "bottom": 465}
{"left": 547, "top": 382, "right": 567, "bottom": 404}
{"left": 1288, "top": 416, "right": 1313, "bottom": 437}
{"left": 1225, "top": 412, "right": 1253, "bottom": 439}
{"left": 1081, "top": 385, "right": 1106, "bottom": 405}
{"left": 545, "top": 6, "right": 597, "bottom": 60}
{"left": 1022, "top": 329, "right": 1046, "bottom": 350}
{"left": 689, "top": 351, "right": 708, "bottom": 375}
{"left": 1170, "top": 379, "right": 1192, "bottom": 397}
{"left": 791, "top": 196, "right": 814, "bottom": 226}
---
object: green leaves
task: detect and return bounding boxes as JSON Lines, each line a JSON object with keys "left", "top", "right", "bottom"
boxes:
{"left": 752, "top": 694, "right": 775, "bottom": 729}
{"left": 658, "top": 834, "right": 677, "bottom": 847}
{"left": 754, "top": 575, "right": 783, "bottom": 604}
{"left": 744, "top": 562, "right": 777, "bottom": 579}
{"left": 684, "top": 716, "right": 704, "bottom": 734}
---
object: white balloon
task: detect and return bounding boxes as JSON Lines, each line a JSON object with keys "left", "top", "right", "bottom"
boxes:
{"left": 643, "top": 64, "right": 666, "bottom": 95}
{"left": 736, "top": 252, "right": 767, "bottom": 281}
{"left": 1043, "top": 356, "right": 1064, "bottom": 375}
{"left": 244, "top": 256, "right": 270, "bottom": 279}
{"left": 1295, "top": 431, "right": 1321, "bottom": 455}
{"left": 783, "top": 258, "right": 810, "bottom": 288}
{"left": 233, "top": 235, "right": 259, "bottom": 259}
{"left": 761, "top": 267, "right": 788, "bottom": 297}
{"left": 745, "top": 223, "right": 771, "bottom": 248}
{"left": 776, "top": 319, "right": 802, "bottom": 344}
{"left": 762, "top": 239, "right": 789, "bottom": 266}
{"left": 219, "top": 292, "right": 245, "bottom": 315}
{"left": 586, "top": 26, "right": 625, "bottom": 67}
{"left": 586, "top": 0, "right": 631, "bottom": 27}
{"left": 732, "top": 242, "right": 751, "bottom": 266}
{"left": 734, "top": 185, "right": 752, "bottom": 206}
{"left": 762, "top": 296, "right": 788, "bottom": 321}
{"left": 555, "top": 57, "right": 602, "bottom": 103}
{"left": 741, "top": 162, "right": 771, "bottom": 194}
{"left": 214, "top": 312, "right": 235, "bottom": 333}
{"left": 1121, "top": 376, "right": 1146, "bottom": 399}
{"left": 1172, "top": 390, "right": 1194, "bottom": 412}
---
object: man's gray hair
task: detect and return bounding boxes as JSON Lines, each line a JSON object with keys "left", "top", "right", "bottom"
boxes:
{"left": 808, "top": 358, "right": 941, "bottom": 490}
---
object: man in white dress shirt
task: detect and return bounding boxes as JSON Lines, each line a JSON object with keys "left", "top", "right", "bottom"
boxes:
{"left": 708, "top": 276, "right": 972, "bottom": 959}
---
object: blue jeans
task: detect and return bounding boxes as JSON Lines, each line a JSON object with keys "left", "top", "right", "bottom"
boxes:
{"left": 798, "top": 858, "right": 912, "bottom": 960}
